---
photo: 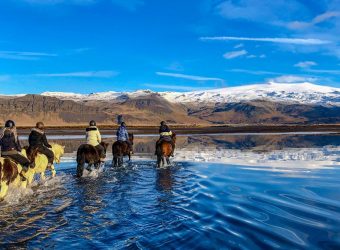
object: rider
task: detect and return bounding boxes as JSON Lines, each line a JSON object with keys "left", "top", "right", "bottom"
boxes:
{"left": 155, "top": 121, "right": 175, "bottom": 157}
{"left": 28, "top": 122, "right": 55, "bottom": 168}
{"left": 0, "top": 120, "right": 32, "bottom": 170}
{"left": 116, "top": 122, "right": 132, "bottom": 154}
{"left": 86, "top": 120, "right": 105, "bottom": 161}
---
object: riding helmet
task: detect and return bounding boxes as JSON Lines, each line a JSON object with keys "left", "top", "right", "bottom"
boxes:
{"left": 121, "top": 122, "right": 126, "bottom": 126}
{"left": 89, "top": 120, "right": 96, "bottom": 126}
{"left": 5, "top": 120, "right": 15, "bottom": 128}
{"left": 160, "top": 121, "right": 166, "bottom": 126}
{"left": 36, "top": 122, "right": 45, "bottom": 130}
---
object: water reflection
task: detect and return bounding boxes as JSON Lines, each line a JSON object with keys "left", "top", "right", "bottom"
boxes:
{"left": 1, "top": 133, "right": 340, "bottom": 249}
{"left": 40, "top": 133, "right": 340, "bottom": 172}
{"left": 38, "top": 133, "right": 340, "bottom": 154}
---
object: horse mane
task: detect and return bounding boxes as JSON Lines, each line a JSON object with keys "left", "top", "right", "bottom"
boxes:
{"left": 172, "top": 132, "right": 177, "bottom": 143}
{"left": 24, "top": 146, "right": 39, "bottom": 162}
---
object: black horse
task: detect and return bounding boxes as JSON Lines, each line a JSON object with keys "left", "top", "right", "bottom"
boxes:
{"left": 76, "top": 142, "right": 109, "bottom": 177}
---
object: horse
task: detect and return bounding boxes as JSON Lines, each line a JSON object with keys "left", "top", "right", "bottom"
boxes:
{"left": 112, "top": 133, "right": 134, "bottom": 167}
{"left": 21, "top": 144, "right": 65, "bottom": 184}
{"left": 156, "top": 133, "right": 176, "bottom": 168}
{"left": 76, "top": 141, "right": 109, "bottom": 177}
{"left": 0, "top": 156, "right": 34, "bottom": 200}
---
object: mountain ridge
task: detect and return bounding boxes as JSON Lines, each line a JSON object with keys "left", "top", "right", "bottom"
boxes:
{"left": 1, "top": 82, "right": 340, "bottom": 126}
{"left": 38, "top": 82, "right": 340, "bottom": 106}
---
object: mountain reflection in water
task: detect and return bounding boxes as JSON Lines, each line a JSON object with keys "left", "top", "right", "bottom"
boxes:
{"left": 0, "top": 133, "right": 339, "bottom": 249}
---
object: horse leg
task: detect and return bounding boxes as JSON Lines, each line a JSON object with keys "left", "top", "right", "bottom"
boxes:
{"left": 157, "top": 155, "right": 161, "bottom": 168}
{"left": 166, "top": 157, "right": 171, "bottom": 165}
{"left": 77, "top": 163, "right": 84, "bottom": 177}
{"left": 51, "top": 164, "right": 56, "bottom": 178}
{"left": 40, "top": 172, "right": 46, "bottom": 181}
{"left": 20, "top": 178, "right": 28, "bottom": 188}
{"left": 119, "top": 156, "right": 123, "bottom": 167}
{"left": 161, "top": 156, "right": 165, "bottom": 168}
{"left": 95, "top": 163, "right": 100, "bottom": 170}
{"left": 21, "top": 167, "right": 35, "bottom": 185}
{"left": 0, "top": 181, "right": 9, "bottom": 200}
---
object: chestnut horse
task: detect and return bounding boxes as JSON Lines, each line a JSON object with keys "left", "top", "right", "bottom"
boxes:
{"left": 0, "top": 158, "right": 19, "bottom": 200}
{"left": 156, "top": 133, "right": 176, "bottom": 168}
{"left": 112, "top": 133, "right": 134, "bottom": 167}
{"left": 76, "top": 142, "right": 109, "bottom": 177}
{"left": 0, "top": 155, "right": 36, "bottom": 200}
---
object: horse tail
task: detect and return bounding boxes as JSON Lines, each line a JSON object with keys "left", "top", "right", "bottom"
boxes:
{"left": 3, "top": 158, "right": 18, "bottom": 185}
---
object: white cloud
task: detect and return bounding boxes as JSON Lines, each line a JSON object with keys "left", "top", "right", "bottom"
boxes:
{"left": 216, "top": 0, "right": 300, "bottom": 23}
{"left": 143, "top": 84, "right": 211, "bottom": 91}
{"left": 246, "top": 54, "right": 266, "bottom": 59}
{"left": 200, "top": 36, "right": 331, "bottom": 45}
{"left": 287, "top": 11, "right": 340, "bottom": 30}
{"left": 229, "top": 69, "right": 282, "bottom": 75}
{"left": 156, "top": 72, "right": 224, "bottom": 82}
{"left": 223, "top": 50, "right": 247, "bottom": 59}
{"left": 306, "top": 69, "right": 340, "bottom": 75}
{"left": 213, "top": 1, "right": 340, "bottom": 58}
{"left": 294, "top": 61, "right": 317, "bottom": 69}
{"left": 35, "top": 70, "right": 119, "bottom": 78}
{"left": 0, "top": 50, "right": 57, "bottom": 60}
{"left": 269, "top": 75, "right": 318, "bottom": 83}
{"left": 234, "top": 43, "right": 244, "bottom": 49}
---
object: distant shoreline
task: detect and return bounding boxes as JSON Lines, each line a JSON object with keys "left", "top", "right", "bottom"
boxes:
{"left": 16, "top": 124, "right": 340, "bottom": 135}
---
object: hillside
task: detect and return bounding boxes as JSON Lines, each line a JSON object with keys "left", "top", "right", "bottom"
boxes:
{"left": 1, "top": 82, "right": 340, "bottom": 126}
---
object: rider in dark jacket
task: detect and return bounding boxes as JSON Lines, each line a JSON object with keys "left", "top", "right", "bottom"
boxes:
{"left": 0, "top": 120, "right": 32, "bottom": 169}
{"left": 28, "top": 122, "right": 54, "bottom": 167}
{"left": 155, "top": 121, "right": 175, "bottom": 157}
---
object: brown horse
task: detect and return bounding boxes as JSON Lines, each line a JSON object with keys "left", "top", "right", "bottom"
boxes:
{"left": 0, "top": 158, "right": 21, "bottom": 200}
{"left": 156, "top": 133, "right": 176, "bottom": 168}
{"left": 76, "top": 142, "right": 109, "bottom": 177}
{"left": 112, "top": 133, "right": 134, "bottom": 167}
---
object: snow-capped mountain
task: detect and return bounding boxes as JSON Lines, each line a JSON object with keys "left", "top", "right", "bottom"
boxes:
{"left": 41, "top": 82, "right": 340, "bottom": 106}
{"left": 1, "top": 82, "right": 340, "bottom": 125}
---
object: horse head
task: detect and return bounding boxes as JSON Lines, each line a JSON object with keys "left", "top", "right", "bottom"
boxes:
{"left": 100, "top": 142, "right": 110, "bottom": 153}
{"left": 128, "top": 133, "right": 134, "bottom": 144}
{"left": 51, "top": 144, "right": 65, "bottom": 164}
{"left": 171, "top": 132, "right": 177, "bottom": 144}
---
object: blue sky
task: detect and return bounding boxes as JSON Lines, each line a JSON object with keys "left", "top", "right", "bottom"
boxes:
{"left": 0, "top": 0, "right": 339, "bottom": 94}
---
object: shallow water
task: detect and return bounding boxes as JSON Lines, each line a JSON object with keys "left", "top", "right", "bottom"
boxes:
{"left": 1, "top": 133, "right": 340, "bottom": 249}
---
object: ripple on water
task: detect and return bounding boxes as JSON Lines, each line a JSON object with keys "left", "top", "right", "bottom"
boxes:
{"left": 0, "top": 159, "right": 339, "bottom": 249}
